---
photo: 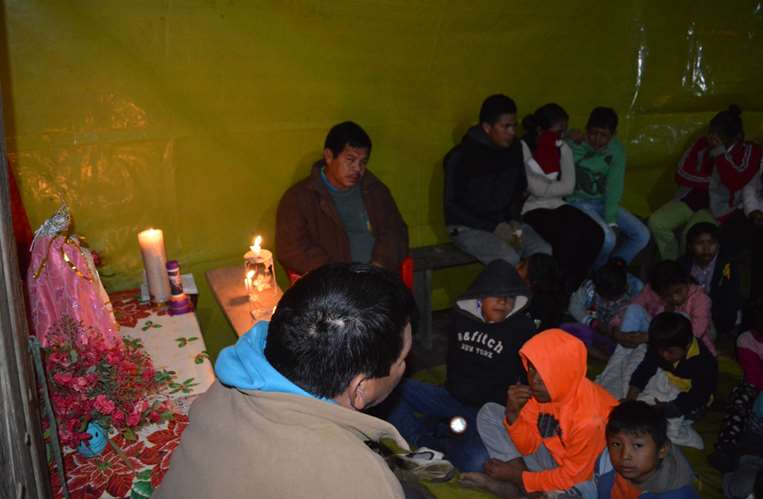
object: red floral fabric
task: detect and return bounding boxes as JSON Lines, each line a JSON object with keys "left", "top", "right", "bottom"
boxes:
{"left": 109, "top": 289, "right": 167, "bottom": 328}
{"left": 49, "top": 414, "right": 189, "bottom": 499}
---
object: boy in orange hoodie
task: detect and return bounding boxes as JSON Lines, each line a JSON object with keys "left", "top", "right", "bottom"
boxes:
{"left": 462, "top": 329, "right": 617, "bottom": 498}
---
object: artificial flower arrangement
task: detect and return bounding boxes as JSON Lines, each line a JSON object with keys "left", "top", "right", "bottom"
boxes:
{"left": 44, "top": 316, "right": 175, "bottom": 450}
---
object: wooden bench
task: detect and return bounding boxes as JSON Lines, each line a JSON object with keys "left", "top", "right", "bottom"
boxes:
{"left": 411, "top": 243, "right": 479, "bottom": 349}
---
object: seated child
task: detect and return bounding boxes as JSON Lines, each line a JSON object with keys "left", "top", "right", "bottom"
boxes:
{"left": 517, "top": 253, "right": 569, "bottom": 331}
{"left": 649, "top": 106, "right": 762, "bottom": 262}
{"left": 596, "top": 260, "right": 713, "bottom": 400}
{"left": 461, "top": 329, "right": 617, "bottom": 499}
{"left": 711, "top": 299, "right": 763, "bottom": 471}
{"left": 679, "top": 222, "right": 741, "bottom": 336}
{"left": 627, "top": 312, "right": 718, "bottom": 449}
{"left": 566, "top": 258, "right": 644, "bottom": 358}
{"left": 566, "top": 106, "right": 650, "bottom": 268}
{"left": 380, "top": 260, "right": 535, "bottom": 472}
{"left": 596, "top": 400, "right": 700, "bottom": 498}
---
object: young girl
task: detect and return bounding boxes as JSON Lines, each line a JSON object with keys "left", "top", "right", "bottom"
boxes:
{"left": 520, "top": 103, "right": 604, "bottom": 291}
{"left": 596, "top": 260, "right": 713, "bottom": 399}
{"left": 565, "top": 258, "right": 644, "bottom": 359}
{"left": 649, "top": 105, "right": 762, "bottom": 261}
{"left": 566, "top": 107, "right": 650, "bottom": 268}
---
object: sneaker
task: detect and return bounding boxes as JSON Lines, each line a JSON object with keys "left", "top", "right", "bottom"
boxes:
{"left": 667, "top": 418, "right": 704, "bottom": 449}
{"left": 392, "top": 447, "right": 456, "bottom": 482}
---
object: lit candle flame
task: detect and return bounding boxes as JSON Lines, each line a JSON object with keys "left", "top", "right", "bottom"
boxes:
{"left": 250, "top": 235, "right": 262, "bottom": 256}
{"left": 246, "top": 270, "right": 255, "bottom": 279}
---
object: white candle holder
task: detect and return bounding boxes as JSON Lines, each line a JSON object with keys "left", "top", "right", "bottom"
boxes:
{"left": 243, "top": 248, "right": 275, "bottom": 297}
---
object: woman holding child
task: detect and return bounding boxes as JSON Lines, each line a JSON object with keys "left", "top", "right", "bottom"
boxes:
{"left": 520, "top": 103, "right": 605, "bottom": 292}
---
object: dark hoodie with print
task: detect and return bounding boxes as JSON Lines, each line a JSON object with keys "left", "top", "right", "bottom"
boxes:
{"left": 445, "top": 260, "right": 535, "bottom": 407}
{"left": 443, "top": 125, "right": 527, "bottom": 231}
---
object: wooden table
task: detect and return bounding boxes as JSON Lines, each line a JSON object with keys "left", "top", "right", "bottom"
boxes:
{"left": 205, "top": 265, "right": 283, "bottom": 336}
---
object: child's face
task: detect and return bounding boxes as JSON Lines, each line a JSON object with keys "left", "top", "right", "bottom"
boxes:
{"left": 688, "top": 233, "right": 719, "bottom": 267}
{"left": 656, "top": 345, "right": 688, "bottom": 366}
{"left": 549, "top": 119, "right": 568, "bottom": 135}
{"left": 527, "top": 363, "right": 551, "bottom": 403}
{"left": 480, "top": 296, "right": 515, "bottom": 323}
{"left": 586, "top": 126, "right": 614, "bottom": 150}
{"left": 658, "top": 283, "right": 689, "bottom": 308}
{"left": 607, "top": 431, "right": 668, "bottom": 483}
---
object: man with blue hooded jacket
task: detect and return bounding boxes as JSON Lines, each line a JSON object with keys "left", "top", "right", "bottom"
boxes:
{"left": 155, "top": 264, "right": 416, "bottom": 499}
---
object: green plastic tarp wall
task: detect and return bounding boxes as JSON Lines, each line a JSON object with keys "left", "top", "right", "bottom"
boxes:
{"left": 3, "top": 1, "right": 762, "bottom": 360}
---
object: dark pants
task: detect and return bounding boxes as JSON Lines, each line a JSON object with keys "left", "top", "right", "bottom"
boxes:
{"left": 720, "top": 210, "right": 763, "bottom": 300}
{"left": 375, "top": 378, "right": 489, "bottom": 472}
{"left": 523, "top": 204, "right": 605, "bottom": 292}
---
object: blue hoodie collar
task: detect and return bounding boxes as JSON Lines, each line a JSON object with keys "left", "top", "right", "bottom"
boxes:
{"left": 214, "top": 321, "right": 326, "bottom": 401}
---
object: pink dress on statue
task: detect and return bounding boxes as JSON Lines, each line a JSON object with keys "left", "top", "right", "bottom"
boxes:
{"left": 27, "top": 205, "right": 121, "bottom": 348}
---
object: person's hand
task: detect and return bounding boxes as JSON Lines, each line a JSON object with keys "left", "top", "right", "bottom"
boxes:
{"left": 625, "top": 386, "right": 640, "bottom": 401}
{"left": 505, "top": 383, "right": 532, "bottom": 423}
{"left": 706, "top": 134, "right": 722, "bottom": 149}
{"left": 749, "top": 210, "right": 763, "bottom": 227}
{"left": 614, "top": 331, "right": 648, "bottom": 348}
{"left": 566, "top": 129, "right": 585, "bottom": 144}
{"left": 493, "top": 222, "right": 515, "bottom": 242}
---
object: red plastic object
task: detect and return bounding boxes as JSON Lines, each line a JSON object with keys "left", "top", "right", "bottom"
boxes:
{"left": 287, "top": 269, "right": 302, "bottom": 284}
{"left": 400, "top": 256, "right": 414, "bottom": 290}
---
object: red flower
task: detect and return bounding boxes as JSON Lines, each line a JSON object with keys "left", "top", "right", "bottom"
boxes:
{"left": 126, "top": 412, "right": 141, "bottom": 427}
{"left": 43, "top": 316, "right": 175, "bottom": 448}
{"left": 53, "top": 372, "right": 73, "bottom": 385}
{"left": 93, "top": 395, "right": 115, "bottom": 415}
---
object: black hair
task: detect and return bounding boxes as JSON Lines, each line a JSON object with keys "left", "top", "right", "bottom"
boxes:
{"left": 586, "top": 106, "right": 618, "bottom": 133}
{"left": 264, "top": 263, "right": 416, "bottom": 399}
{"left": 685, "top": 222, "right": 720, "bottom": 246}
{"left": 324, "top": 121, "right": 372, "bottom": 157}
{"left": 648, "top": 311, "right": 693, "bottom": 350}
{"left": 649, "top": 260, "right": 692, "bottom": 295}
{"left": 709, "top": 105, "right": 743, "bottom": 143}
{"left": 607, "top": 400, "right": 669, "bottom": 451}
{"left": 526, "top": 254, "right": 568, "bottom": 328}
{"left": 522, "top": 103, "right": 569, "bottom": 151}
{"left": 592, "top": 258, "right": 628, "bottom": 301}
{"left": 479, "top": 94, "right": 517, "bottom": 125}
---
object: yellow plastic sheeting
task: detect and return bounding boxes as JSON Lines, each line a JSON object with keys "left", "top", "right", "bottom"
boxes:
{"left": 3, "top": 1, "right": 762, "bottom": 359}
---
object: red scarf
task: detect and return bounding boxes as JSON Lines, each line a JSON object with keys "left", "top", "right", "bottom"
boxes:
{"left": 533, "top": 131, "right": 562, "bottom": 175}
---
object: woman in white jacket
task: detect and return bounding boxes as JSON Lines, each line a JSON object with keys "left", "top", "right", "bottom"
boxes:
{"left": 520, "top": 103, "right": 604, "bottom": 292}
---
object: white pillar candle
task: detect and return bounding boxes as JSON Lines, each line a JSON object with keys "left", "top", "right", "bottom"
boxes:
{"left": 138, "top": 228, "right": 171, "bottom": 304}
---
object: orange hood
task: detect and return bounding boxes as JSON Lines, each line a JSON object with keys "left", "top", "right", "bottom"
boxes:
{"left": 519, "top": 329, "right": 587, "bottom": 405}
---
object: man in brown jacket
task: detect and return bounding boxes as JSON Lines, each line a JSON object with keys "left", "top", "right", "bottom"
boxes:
{"left": 155, "top": 264, "right": 416, "bottom": 498}
{"left": 276, "top": 121, "right": 409, "bottom": 275}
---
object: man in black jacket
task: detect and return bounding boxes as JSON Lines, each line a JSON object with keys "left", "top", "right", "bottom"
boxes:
{"left": 444, "top": 94, "right": 551, "bottom": 264}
